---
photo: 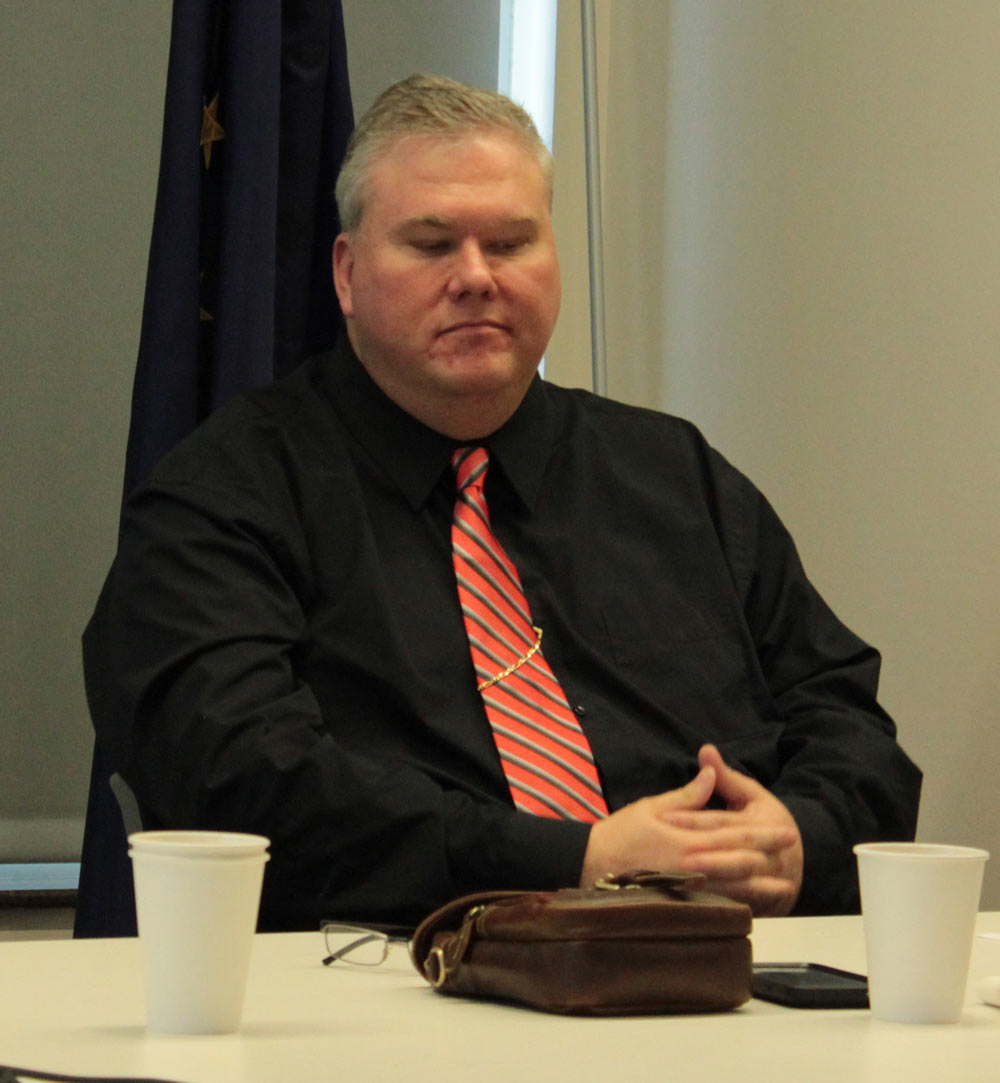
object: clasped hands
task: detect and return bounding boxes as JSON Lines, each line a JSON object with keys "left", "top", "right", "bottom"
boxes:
{"left": 581, "top": 744, "right": 803, "bottom": 916}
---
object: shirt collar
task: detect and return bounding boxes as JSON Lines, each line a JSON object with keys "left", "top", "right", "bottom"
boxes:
{"left": 319, "top": 337, "right": 555, "bottom": 512}
{"left": 485, "top": 374, "right": 552, "bottom": 512}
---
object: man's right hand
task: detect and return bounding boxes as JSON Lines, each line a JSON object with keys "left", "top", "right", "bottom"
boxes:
{"left": 579, "top": 753, "right": 801, "bottom": 915}
{"left": 579, "top": 764, "right": 718, "bottom": 887}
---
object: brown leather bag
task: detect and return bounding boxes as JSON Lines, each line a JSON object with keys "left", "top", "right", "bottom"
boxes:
{"left": 410, "top": 871, "right": 752, "bottom": 1015}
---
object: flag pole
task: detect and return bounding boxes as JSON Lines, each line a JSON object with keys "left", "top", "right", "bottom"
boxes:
{"left": 581, "top": 0, "right": 607, "bottom": 396}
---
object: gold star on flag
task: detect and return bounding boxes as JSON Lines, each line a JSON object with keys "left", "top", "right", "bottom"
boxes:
{"left": 201, "top": 93, "right": 225, "bottom": 168}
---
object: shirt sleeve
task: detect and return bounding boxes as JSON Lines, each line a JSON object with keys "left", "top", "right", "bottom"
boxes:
{"left": 82, "top": 469, "right": 591, "bottom": 931}
{"left": 711, "top": 449, "right": 922, "bottom": 914}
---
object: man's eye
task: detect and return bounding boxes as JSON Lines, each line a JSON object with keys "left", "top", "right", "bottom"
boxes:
{"left": 412, "top": 240, "right": 451, "bottom": 255}
{"left": 489, "top": 239, "right": 529, "bottom": 255}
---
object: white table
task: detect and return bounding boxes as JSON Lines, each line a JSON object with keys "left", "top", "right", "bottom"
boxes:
{"left": 1, "top": 914, "right": 998, "bottom": 1082}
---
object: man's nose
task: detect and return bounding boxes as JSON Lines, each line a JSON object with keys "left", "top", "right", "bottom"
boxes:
{"left": 446, "top": 241, "right": 497, "bottom": 299}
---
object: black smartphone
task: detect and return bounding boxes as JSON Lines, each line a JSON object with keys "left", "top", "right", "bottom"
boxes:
{"left": 751, "top": 962, "right": 869, "bottom": 1009}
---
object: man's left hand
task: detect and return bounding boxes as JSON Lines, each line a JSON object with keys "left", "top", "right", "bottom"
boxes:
{"left": 661, "top": 744, "right": 804, "bottom": 916}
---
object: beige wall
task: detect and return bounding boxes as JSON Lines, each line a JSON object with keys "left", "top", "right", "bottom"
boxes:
{"left": 343, "top": 0, "right": 500, "bottom": 117}
{"left": 550, "top": 1, "right": 1000, "bottom": 905}
{"left": 1, "top": 3, "right": 172, "bottom": 859}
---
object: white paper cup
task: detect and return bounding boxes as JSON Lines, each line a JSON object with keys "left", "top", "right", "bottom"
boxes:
{"left": 129, "top": 830, "right": 270, "bottom": 1034}
{"left": 854, "top": 842, "right": 989, "bottom": 1023}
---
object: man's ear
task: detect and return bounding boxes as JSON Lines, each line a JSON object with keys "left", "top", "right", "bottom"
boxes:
{"left": 332, "top": 233, "right": 355, "bottom": 318}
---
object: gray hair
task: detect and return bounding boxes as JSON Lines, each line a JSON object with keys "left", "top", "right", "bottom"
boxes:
{"left": 335, "top": 73, "right": 553, "bottom": 233}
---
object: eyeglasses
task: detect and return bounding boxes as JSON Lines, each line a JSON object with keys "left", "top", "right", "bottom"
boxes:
{"left": 321, "top": 923, "right": 409, "bottom": 967}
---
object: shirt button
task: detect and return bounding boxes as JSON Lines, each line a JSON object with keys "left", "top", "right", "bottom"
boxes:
{"left": 573, "top": 704, "right": 586, "bottom": 717}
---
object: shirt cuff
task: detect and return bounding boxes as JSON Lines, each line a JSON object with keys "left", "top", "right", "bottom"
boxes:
{"left": 448, "top": 805, "right": 594, "bottom": 895}
{"left": 779, "top": 792, "right": 860, "bottom": 915}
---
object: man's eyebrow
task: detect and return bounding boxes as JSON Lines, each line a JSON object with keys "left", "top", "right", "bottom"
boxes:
{"left": 393, "top": 215, "right": 539, "bottom": 234}
{"left": 397, "top": 215, "right": 454, "bottom": 232}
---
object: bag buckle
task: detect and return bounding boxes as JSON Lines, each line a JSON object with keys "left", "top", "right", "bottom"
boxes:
{"left": 594, "top": 870, "right": 706, "bottom": 893}
{"left": 425, "top": 904, "right": 486, "bottom": 988}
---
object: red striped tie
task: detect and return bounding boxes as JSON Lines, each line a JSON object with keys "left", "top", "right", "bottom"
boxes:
{"left": 451, "top": 446, "right": 608, "bottom": 822}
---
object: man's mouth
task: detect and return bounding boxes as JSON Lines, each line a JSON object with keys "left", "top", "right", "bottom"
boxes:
{"left": 438, "top": 320, "right": 509, "bottom": 337}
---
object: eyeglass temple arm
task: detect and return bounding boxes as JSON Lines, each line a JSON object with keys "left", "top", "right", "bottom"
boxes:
{"left": 322, "top": 931, "right": 384, "bottom": 966}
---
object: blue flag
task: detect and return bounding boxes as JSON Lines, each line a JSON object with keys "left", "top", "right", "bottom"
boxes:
{"left": 75, "top": 0, "right": 354, "bottom": 937}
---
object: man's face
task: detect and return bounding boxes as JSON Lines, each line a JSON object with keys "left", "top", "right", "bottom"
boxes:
{"left": 333, "top": 130, "right": 561, "bottom": 438}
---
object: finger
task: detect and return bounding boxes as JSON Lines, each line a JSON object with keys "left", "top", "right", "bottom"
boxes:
{"left": 698, "top": 743, "right": 760, "bottom": 808}
{"left": 697, "top": 743, "right": 724, "bottom": 772}
{"left": 678, "top": 845, "right": 783, "bottom": 882}
{"left": 663, "top": 809, "right": 798, "bottom": 848}
{"left": 668, "top": 823, "right": 798, "bottom": 862}
{"left": 697, "top": 875, "right": 799, "bottom": 917}
{"left": 647, "top": 764, "right": 716, "bottom": 816}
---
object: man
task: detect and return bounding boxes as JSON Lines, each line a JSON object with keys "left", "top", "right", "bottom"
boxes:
{"left": 84, "top": 75, "right": 921, "bottom": 931}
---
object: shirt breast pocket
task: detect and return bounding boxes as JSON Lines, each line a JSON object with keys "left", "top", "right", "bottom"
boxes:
{"left": 597, "top": 590, "right": 724, "bottom": 670}
{"left": 589, "top": 590, "right": 777, "bottom": 748}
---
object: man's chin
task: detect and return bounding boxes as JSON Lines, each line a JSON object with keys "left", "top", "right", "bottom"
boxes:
{"left": 431, "top": 351, "right": 532, "bottom": 394}
{"left": 385, "top": 360, "right": 538, "bottom": 438}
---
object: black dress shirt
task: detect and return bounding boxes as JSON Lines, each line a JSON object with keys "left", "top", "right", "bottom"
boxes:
{"left": 83, "top": 337, "right": 921, "bottom": 929}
